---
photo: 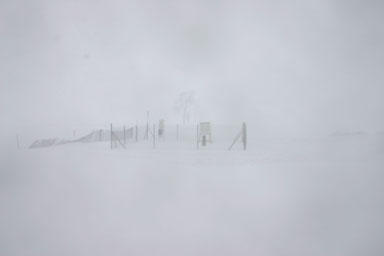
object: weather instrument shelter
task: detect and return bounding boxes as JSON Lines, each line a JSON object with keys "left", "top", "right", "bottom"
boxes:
{"left": 199, "top": 122, "right": 212, "bottom": 146}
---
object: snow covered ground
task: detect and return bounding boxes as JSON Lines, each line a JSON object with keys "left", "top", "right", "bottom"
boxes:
{"left": 1, "top": 133, "right": 384, "bottom": 256}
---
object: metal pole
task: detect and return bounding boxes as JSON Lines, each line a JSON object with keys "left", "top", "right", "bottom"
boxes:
{"left": 135, "top": 122, "right": 138, "bottom": 142}
{"left": 196, "top": 125, "right": 199, "bottom": 150}
{"left": 242, "top": 122, "right": 247, "bottom": 150}
{"left": 228, "top": 131, "right": 241, "bottom": 151}
{"left": 124, "top": 126, "right": 126, "bottom": 144}
{"left": 110, "top": 123, "right": 113, "bottom": 149}
{"left": 145, "top": 111, "right": 149, "bottom": 140}
{"left": 112, "top": 132, "right": 126, "bottom": 149}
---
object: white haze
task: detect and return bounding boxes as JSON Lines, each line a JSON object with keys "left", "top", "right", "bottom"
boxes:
{"left": 1, "top": 0, "right": 383, "bottom": 135}
{"left": 1, "top": 1, "right": 384, "bottom": 256}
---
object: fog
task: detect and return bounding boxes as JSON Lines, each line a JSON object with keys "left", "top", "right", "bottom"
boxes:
{"left": 1, "top": 0, "right": 384, "bottom": 255}
{"left": 1, "top": 0, "right": 383, "bottom": 135}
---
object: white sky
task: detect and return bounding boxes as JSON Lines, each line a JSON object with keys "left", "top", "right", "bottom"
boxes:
{"left": 1, "top": 0, "right": 383, "bottom": 135}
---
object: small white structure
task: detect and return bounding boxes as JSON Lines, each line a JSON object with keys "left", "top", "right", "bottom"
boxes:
{"left": 199, "top": 122, "right": 212, "bottom": 146}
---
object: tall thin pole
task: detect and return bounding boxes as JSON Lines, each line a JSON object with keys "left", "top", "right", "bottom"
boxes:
{"left": 228, "top": 131, "right": 242, "bottom": 151}
{"left": 242, "top": 122, "right": 247, "bottom": 150}
{"left": 196, "top": 125, "right": 199, "bottom": 150}
{"left": 135, "top": 121, "right": 138, "bottom": 142}
{"left": 110, "top": 123, "right": 113, "bottom": 149}
{"left": 123, "top": 126, "right": 126, "bottom": 145}
{"left": 145, "top": 111, "right": 149, "bottom": 140}
{"left": 147, "top": 111, "right": 149, "bottom": 136}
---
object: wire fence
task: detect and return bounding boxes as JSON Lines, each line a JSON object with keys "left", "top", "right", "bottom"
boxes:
{"left": 13, "top": 123, "right": 247, "bottom": 151}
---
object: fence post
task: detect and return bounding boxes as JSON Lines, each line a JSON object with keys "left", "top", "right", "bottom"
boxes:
{"left": 123, "top": 126, "right": 126, "bottom": 144}
{"left": 242, "top": 122, "right": 247, "bottom": 150}
{"left": 135, "top": 121, "right": 138, "bottom": 142}
{"left": 110, "top": 123, "right": 113, "bottom": 149}
{"left": 196, "top": 125, "right": 199, "bottom": 150}
{"left": 228, "top": 122, "right": 247, "bottom": 151}
{"left": 144, "top": 111, "right": 149, "bottom": 140}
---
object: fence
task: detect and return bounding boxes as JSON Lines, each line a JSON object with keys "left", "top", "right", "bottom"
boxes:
{"left": 20, "top": 122, "right": 248, "bottom": 151}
